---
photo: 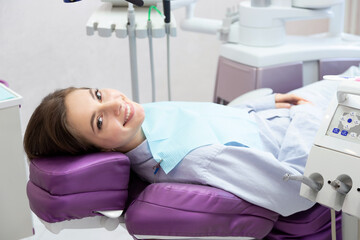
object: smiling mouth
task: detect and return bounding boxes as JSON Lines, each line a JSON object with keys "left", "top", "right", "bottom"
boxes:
{"left": 123, "top": 104, "right": 131, "bottom": 126}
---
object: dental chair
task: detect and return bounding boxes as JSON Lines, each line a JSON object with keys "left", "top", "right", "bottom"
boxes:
{"left": 27, "top": 151, "right": 342, "bottom": 239}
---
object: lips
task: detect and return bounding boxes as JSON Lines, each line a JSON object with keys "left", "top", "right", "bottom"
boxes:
{"left": 123, "top": 102, "right": 134, "bottom": 126}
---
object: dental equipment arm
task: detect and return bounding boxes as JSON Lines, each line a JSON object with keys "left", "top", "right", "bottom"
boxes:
{"left": 178, "top": 0, "right": 345, "bottom": 46}
{"left": 180, "top": 0, "right": 222, "bottom": 35}
{"left": 127, "top": 3, "right": 140, "bottom": 102}
{"left": 163, "top": 0, "right": 172, "bottom": 100}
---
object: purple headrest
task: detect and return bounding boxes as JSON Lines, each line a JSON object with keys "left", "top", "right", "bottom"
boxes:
{"left": 27, "top": 152, "right": 130, "bottom": 223}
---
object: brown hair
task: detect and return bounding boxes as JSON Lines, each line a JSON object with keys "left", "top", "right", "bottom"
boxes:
{"left": 23, "top": 87, "right": 100, "bottom": 160}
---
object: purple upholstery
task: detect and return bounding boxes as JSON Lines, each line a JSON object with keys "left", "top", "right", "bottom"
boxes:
{"left": 26, "top": 152, "right": 340, "bottom": 239}
{"left": 125, "top": 183, "right": 279, "bottom": 239}
{"left": 267, "top": 204, "right": 342, "bottom": 239}
{"left": 27, "top": 152, "right": 130, "bottom": 223}
{"left": 27, "top": 181, "right": 127, "bottom": 223}
{"left": 29, "top": 152, "right": 129, "bottom": 195}
{"left": 319, "top": 58, "right": 360, "bottom": 79}
{"left": 125, "top": 182, "right": 341, "bottom": 240}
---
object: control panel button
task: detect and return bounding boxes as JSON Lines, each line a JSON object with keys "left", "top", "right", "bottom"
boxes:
{"left": 340, "top": 114, "right": 356, "bottom": 129}
{"left": 333, "top": 128, "right": 340, "bottom": 134}
{"left": 341, "top": 130, "right": 348, "bottom": 136}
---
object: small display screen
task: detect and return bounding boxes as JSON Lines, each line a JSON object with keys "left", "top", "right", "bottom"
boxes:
{"left": 0, "top": 85, "right": 15, "bottom": 102}
{"left": 326, "top": 105, "right": 360, "bottom": 143}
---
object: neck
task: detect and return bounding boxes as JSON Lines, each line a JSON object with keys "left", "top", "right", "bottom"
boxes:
{"left": 115, "top": 128, "right": 146, "bottom": 153}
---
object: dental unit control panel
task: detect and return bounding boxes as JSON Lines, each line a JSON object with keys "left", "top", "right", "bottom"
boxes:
{"left": 299, "top": 81, "right": 360, "bottom": 219}
{"left": 327, "top": 105, "right": 360, "bottom": 143}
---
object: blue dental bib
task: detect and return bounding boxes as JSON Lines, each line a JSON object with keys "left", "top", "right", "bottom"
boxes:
{"left": 141, "top": 102, "right": 263, "bottom": 174}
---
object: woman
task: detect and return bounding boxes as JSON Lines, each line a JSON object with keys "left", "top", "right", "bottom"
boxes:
{"left": 24, "top": 80, "right": 339, "bottom": 216}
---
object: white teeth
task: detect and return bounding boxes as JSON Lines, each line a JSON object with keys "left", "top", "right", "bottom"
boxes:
{"left": 124, "top": 104, "right": 131, "bottom": 125}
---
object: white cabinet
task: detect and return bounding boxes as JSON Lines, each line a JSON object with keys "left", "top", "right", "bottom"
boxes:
{"left": 0, "top": 84, "right": 33, "bottom": 239}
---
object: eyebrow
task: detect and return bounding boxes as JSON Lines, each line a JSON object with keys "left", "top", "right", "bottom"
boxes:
{"left": 89, "top": 89, "right": 96, "bottom": 134}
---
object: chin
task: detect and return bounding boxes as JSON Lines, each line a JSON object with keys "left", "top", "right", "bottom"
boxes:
{"left": 136, "top": 104, "right": 145, "bottom": 119}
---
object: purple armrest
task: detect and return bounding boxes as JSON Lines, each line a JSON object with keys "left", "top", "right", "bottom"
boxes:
{"left": 27, "top": 152, "right": 130, "bottom": 223}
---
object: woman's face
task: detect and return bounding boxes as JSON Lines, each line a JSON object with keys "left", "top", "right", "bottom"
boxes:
{"left": 65, "top": 88, "right": 145, "bottom": 152}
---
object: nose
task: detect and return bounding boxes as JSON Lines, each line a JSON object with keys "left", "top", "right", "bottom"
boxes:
{"left": 101, "top": 99, "right": 122, "bottom": 116}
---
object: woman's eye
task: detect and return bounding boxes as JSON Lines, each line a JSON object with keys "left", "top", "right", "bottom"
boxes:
{"left": 97, "top": 115, "right": 103, "bottom": 130}
{"left": 95, "top": 89, "right": 102, "bottom": 102}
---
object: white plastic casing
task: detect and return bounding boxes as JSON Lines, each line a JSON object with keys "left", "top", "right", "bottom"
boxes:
{"left": 300, "top": 81, "right": 360, "bottom": 218}
{"left": 86, "top": 3, "right": 176, "bottom": 38}
{"left": 293, "top": 0, "right": 343, "bottom": 9}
